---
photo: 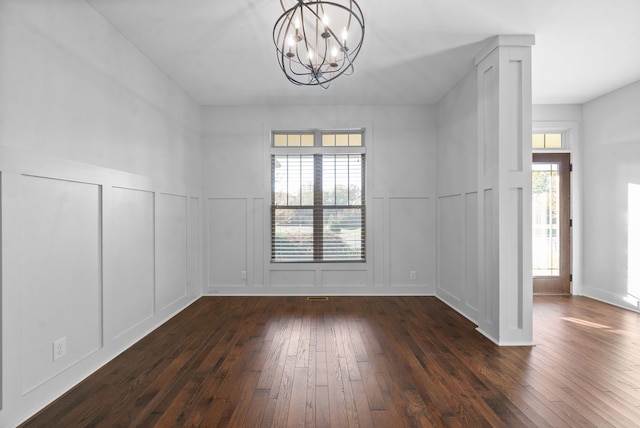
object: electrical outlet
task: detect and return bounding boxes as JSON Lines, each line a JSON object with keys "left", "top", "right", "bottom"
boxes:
{"left": 240, "top": 270, "right": 247, "bottom": 280}
{"left": 53, "top": 337, "right": 66, "bottom": 361}
{"left": 410, "top": 271, "right": 417, "bottom": 281}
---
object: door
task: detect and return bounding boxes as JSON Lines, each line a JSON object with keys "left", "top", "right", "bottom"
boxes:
{"left": 532, "top": 153, "right": 571, "bottom": 294}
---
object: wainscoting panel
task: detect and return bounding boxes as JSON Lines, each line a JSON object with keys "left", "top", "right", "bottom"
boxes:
{"left": 207, "top": 198, "right": 247, "bottom": 288}
{"left": 436, "top": 191, "right": 479, "bottom": 321}
{"left": 507, "top": 187, "right": 524, "bottom": 330}
{"left": 19, "top": 175, "right": 102, "bottom": 393}
{"left": 372, "top": 197, "right": 385, "bottom": 287}
{"left": 0, "top": 146, "right": 201, "bottom": 427}
{"left": 389, "top": 198, "right": 430, "bottom": 287}
{"left": 110, "top": 187, "right": 155, "bottom": 340}
{"left": 482, "top": 188, "right": 496, "bottom": 328}
{"left": 437, "top": 195, "right": 463, "bottom": 299}
{"left": 156, "top": 193, "right": 188, "bottom": 310}
{"left": 321, "top": 270, "right": 367, "bottom": 287}
{"left": 465, "top": 192, "right": 479, "bottom": 314}
{"left": 187, "top": 197, "right": 201, "bottom": 295}
{"left": 270, "top": 270, "right": 315, "bottom": 288}
{"left": 253, "top": 198, "right": 265, "bottom": 287}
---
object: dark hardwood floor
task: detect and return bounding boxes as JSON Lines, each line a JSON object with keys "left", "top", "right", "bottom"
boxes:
{"left": 21, "top": 295, "right": 640, "bottom": 427}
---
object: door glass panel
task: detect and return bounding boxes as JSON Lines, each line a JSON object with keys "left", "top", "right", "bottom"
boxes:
{"left": 532, "top": 163, "right": 560, "bottom": 276}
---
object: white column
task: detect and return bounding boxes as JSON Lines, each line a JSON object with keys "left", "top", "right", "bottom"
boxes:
{"left": 476, "top": 35, "right": 534, "bottom": 345}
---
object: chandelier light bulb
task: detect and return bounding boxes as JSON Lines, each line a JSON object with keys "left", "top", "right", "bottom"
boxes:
{"left": 286, "top": 35, "right": 295, "bottom": 58}
{"left": 341, "top": 27, "right": 349, "bottom": 51}
{"left": 330, "top": 46, "right": 339, "bottom": 67}
{"left": 293, "top": 18, "right": 303, "bottom": 42}
{"left": 321, "top": 14, "right": 331, "bottom": 38}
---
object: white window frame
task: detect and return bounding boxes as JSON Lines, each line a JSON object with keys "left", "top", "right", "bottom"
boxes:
{"left": 270, "top": 129, "right": 366, "bottom": 263}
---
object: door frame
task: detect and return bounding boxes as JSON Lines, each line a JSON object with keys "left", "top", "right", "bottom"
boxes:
{"left": 532, "top": 152, "right": 571, "bottom": 294}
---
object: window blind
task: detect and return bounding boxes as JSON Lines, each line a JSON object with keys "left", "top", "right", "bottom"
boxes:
{"left": 271, "top": 153, "right": 365, "bottom": 262}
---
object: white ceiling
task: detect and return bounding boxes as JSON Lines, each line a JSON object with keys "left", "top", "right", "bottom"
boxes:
{"left": 86, "top": 0, "right": 640, "bottom": 106}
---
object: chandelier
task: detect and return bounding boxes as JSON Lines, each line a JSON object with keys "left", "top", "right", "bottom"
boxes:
{"left": 273, "top": 0, "right": 365, "bottom": 88}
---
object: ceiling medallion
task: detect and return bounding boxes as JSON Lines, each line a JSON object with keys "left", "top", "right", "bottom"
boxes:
{"left": 273, "top": 0, "right": 365, "bottom": 88}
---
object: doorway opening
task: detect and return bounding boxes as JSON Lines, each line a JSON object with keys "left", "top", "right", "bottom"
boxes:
{"left": 532, "top": 153, "right": 571, "bottom": 294}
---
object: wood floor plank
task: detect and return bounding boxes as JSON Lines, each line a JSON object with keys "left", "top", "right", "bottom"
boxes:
{"left": 259, "top": 398, "right": 277, "bottom": 428}
{"left": 357, "top": 361, "right": 385, "bottom": 411}
{"left": 351, "top": 379, "right": 375, "bottom": 427}
{"left": 245, "top": 387, "right": 271, "bottom": 427}
{"left": 325, "top": 318, "right": 350, "bottom": 427}
{"left": 305, "top": 313, "right": 318, "bottom": 427}
{"left": 287, "top": 366, "right": 309, "bottom": 427}
{"left": 19, "top": 295, "right": 640, "bottom": 428}
{"left": 314, "top": 385, "right": 331, "bottom": 428}
{"left": 226, "top": 372, "right": 262, "bottom": 427}
{"left": 272, "top": 354, "right": 297, "bottom": 427}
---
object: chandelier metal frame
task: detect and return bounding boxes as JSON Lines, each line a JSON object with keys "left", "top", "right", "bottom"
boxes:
{"left": 273, "top": 0, "right": 365, "bottom": 88}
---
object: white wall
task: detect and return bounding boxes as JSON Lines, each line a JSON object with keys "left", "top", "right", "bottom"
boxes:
{"left": 534, "top": 85, "right": 640, "bottom": 314}
{"left": 202, "top": 104, "right": 437, "bottom": 295}
{"left": 0, "top": 0, "right": 201, "bottom": 188}
{"left": 435, "top": 69, "right": 479, "bottom": 321}
{"left": 0, "top": 0, "right": 202, "bottom": 425}
{"left": 533, "top": 104, "right": 582, "bottom": 124}
{"left": 582, "top": 80, "right": 640, "bottom": 311}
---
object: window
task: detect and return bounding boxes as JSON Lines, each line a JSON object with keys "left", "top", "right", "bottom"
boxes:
{"left": 271, "top": 130, "right": 365, "bottom": 262}
{"left": 532, "top": 133, "right": 562, "bottom": 149}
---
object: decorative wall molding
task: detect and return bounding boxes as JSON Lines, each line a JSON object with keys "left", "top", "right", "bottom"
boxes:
{"left": 0, "top": 146, "right": 201, "bottom": 425}
{"left": 203, "top": 195, "right": 434, "bottom": 295}
{"left": 476, "top": 36, "right": 534, "bottom": 345}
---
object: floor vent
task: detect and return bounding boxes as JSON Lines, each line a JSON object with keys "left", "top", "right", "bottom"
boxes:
{"left": 307, "top": 296, "right": 329, "bottom": 301}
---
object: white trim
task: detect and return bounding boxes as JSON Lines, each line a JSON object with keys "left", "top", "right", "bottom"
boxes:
{"left": 262, "top": 123, "right": 375, "bottom": 289}
{"left": 474, "top": 35, "right": 535, "bottom": 65}
{"left": 532, "top": 120, "right": 582, "bottom": 296}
